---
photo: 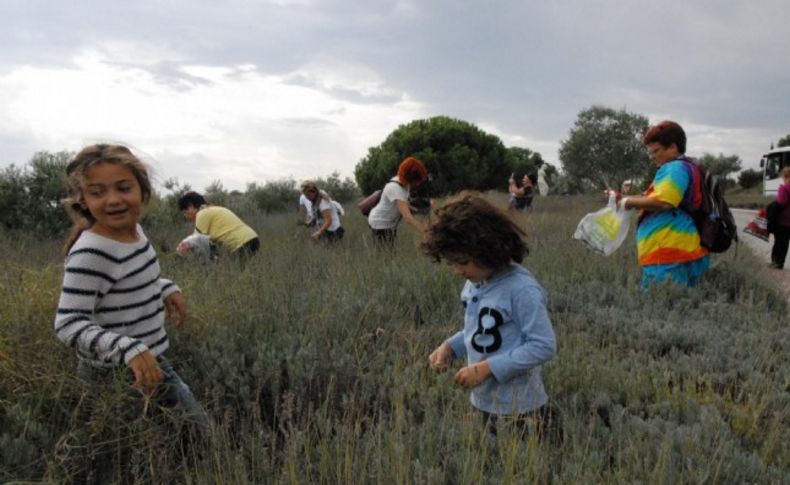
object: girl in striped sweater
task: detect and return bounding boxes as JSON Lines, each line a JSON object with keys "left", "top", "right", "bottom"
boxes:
{"left": 55, "top": 144, "right": 207, "bottom": 432}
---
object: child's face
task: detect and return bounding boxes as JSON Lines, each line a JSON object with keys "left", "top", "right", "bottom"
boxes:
{"left": 446, "top": 254, "right": 495, "bottom": 283}
{"left": 82, "top": 162, "right": 143, "bottom": 240}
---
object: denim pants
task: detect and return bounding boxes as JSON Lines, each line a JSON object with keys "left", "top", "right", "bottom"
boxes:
{"left": 78, "top": 355, "right": 209, "bottom": 439}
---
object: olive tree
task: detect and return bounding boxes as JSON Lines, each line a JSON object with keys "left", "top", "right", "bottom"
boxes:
{"left": 559, "top": 105, "right": 650, "bottom": 192}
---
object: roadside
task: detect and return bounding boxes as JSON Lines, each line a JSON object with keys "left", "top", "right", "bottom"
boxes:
{"left": 731, "top": 208, "right": 790, "bottom": 299}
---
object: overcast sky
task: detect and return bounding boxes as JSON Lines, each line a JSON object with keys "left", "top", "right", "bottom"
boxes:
{"left": 1, "top": 0, "right": 788, "bottom": 191}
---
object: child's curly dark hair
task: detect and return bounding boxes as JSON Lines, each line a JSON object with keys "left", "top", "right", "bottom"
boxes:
{"left": 421, "top": 193, "right": 528, "bottom": 270}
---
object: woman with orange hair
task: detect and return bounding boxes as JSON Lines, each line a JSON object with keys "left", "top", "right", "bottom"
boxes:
{"left": 368, "top": 156, "right": 429, "bottom": 246}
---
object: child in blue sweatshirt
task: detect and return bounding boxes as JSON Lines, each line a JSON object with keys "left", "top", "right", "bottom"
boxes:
{"left": 424, "top": 194, "right": 556, "bottom": 435}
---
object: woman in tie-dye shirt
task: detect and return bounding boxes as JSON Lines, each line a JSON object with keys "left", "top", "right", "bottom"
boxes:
{"left": 618, "top": 120, "right": 710, "bottom": 287}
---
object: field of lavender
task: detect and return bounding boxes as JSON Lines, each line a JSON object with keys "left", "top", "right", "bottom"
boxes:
{"left": 1, "top": 194, "right": 787, "bottom": 484}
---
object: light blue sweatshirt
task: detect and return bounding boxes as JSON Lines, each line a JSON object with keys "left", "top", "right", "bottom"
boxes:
{"left": 447, "top": 264, "right": 556, "bottom": 415}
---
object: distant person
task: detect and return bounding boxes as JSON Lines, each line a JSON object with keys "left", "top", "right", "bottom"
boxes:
{"left": 56, "top": 144, "right": 207, "bottom": 435}
{"left": 367, "top": 156, "right": 428, "bottom": 246}
{"left": 300, "top": 181, "right": 345, "bottom": 242}
{"left": 424, "top": 194, "right": 557, "bottom": 439}
{"left": 618, "top": 120, "right": 709, "bottom": 287}
{"left": 508, "top": 173, "right": 534, "bottom": 211}
{"left": 178, "top": 191, "right": 259, "bottom": 258}
{"left": 769, "top": 166, "right": 790, "bottom": 269}
{"left": 537, "top": 166, "right": 549, "bottom": 196}
{"left": 298, "top": 184, "right": 316, "bottom": 227}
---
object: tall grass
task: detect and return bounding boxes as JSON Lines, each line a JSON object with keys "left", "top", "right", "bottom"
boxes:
{"left": 1, "top": 195, "right": 787, "bottom": 483}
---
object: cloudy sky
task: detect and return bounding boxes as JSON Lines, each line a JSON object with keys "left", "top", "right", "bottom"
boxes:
{"left": 1, "top": 0, "right": 788, "bottom": 191}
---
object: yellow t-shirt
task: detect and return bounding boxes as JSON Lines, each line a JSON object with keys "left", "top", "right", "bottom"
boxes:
{"left": 195, "top": 206, "right": 258, "bottom": 252}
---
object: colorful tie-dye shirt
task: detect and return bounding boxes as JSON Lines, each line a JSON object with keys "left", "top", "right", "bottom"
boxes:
{"left": 636, "top": 160, "right": 709, "bottom": 266}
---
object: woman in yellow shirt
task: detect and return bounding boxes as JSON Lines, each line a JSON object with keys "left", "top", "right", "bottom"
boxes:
{"left": 178, "top": 192, "right": 259, "bottom": 258}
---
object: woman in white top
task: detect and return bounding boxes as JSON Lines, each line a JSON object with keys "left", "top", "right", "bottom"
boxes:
{"left": 301, "top": 181, "right": 345, "bottom": 242}
{"left": 368, "top": 157, "right": 429, "bottom": 246}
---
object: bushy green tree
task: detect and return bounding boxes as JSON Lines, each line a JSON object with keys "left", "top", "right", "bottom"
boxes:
{"left": 314, "top": 172, "right": 359, "bottom": 203}
{"left": 777, "top": 134, "right": 790, "bottom": 148}
{"left": 737, "top": 168, "right": 763, "bottom": 189}
{"left": 0, "top": 151, "right": 72, "bottom": 237}
{"left": 697, "top": 153, "right": 742, "bottom": 181}
{"left": 245, "top": 179, "right": 300, "bottom": 214}
{"left": 0, "top": 164, "right": 28, "bottom": 231}
{"left": 559, "top": 105, "right": 650, "bottom": 192}
{"left": 505, "top": 146, "right": 544, "bottom": 180}
{"left": 204, "top": 180, "right": 229, "bottom": 208}
{"left": 354, "top": 116, "right": 510, "bottom": 196}
{"left": 142, "top": 177, "right": 192, "bottom": 229}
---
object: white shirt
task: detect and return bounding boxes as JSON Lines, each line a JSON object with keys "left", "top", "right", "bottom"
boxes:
{"left": 299, "top": 194, "right": 313, "bottom": 223}
{"left": 331, "top": 200, "right": 345, "bottom": 216}
{"left": 368, "top": 178, "right": 409, "bottom": 230}
{"left": 317, "top": 199, "right": 342, "bottom": 231}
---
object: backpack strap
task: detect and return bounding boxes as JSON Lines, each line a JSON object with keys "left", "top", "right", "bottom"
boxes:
{"left": 675, "top": 156, "right": 704, "bottom": 214}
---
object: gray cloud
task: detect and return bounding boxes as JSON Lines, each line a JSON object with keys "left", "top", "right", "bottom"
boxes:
{"left": 1, "top": 0, "right": 788, "bottom": 179}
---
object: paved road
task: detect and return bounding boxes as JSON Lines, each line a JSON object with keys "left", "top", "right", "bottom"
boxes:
{"left": 731, "top": 208, "right": 788, "bottom": 273}
{"left": 731, "top": 208, "right": 790, "bottom": 299}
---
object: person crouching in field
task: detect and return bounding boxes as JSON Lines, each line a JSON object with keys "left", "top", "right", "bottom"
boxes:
{"left": 55, "top": 144, "right": 208, "bottom": 436}
{"left": 424, "top": 194, "right": 557, "bottom": 438}
{"left": 367, "top": 156, "right": 428, "bottom": 246}
{"left": 298, "top": 183, "right": 316, "bottom": 227}
{"left": 178, "top": 191, "right": 259, "bottom": 259}
{"left": 300, "top": 181, "right": 345, "bottom": 243}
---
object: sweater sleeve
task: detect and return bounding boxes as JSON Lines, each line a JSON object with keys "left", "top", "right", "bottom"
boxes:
{"left": 54, "top": 251, "right": 149, "bottom": 366}
{"left": 446, "top": 330, "right": 467, "bottom": 360}
{"left": 485, "top": 284, "right": 556, "bottom": 383}
{"left": 159, "top": 278, "right": 181, "bottom": 299}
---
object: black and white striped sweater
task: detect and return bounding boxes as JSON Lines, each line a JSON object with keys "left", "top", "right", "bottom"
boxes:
{"left": 54, "top": 226, "right": 180, "bottom": 368}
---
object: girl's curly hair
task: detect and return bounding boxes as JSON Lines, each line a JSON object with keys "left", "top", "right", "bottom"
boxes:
{"left": 421, "top": 193, "right": 528, "bottom": 270}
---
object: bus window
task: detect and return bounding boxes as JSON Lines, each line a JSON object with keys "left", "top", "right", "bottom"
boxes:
{"left": 765, "top": 154, "right": 782, "bottom": 179}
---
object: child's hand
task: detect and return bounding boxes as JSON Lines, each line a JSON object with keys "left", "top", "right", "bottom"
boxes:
{"left": 454, "top": 361, "right": 492, "bottom": 388}
{"left": 428, "top": 342, "right": 454, "bottom": 372}
{"left": 164, "top": 292, "right": 186, "bottom": 329}
{"left": 129, "top": 351, "right": 164, "bottom": 397}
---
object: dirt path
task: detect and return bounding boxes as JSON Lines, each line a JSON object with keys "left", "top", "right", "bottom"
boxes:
{"left": 732, "top": 208, "right": 790, "bottom": 300}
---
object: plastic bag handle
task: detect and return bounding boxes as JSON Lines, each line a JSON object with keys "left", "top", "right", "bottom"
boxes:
{"left": 606, "top": 190, "right": 617, "bottom": 209}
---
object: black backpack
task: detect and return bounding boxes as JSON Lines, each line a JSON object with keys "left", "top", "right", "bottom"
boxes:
{"left": 682, "top": 158, "right": 738, "bottom": 253}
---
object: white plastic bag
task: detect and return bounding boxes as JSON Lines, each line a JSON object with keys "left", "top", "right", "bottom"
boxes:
{"left": 573, "top": 192, "right": 631, "bottom": 256}
{"left": 177, "top": 234, "right": 216, "bottom": 262}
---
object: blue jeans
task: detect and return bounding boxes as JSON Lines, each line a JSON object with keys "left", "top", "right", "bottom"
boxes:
{"left": 78, "top": 355, "right": 209, "bottom": 439}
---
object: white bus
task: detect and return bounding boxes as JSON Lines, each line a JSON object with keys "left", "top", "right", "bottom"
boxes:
{"left": 760, "top": 146, "right": 790, "bottom": 196}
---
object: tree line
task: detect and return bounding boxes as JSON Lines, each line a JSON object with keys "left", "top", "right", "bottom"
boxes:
{"left": 1, "top": 109, "right": 785, "bottom": 237}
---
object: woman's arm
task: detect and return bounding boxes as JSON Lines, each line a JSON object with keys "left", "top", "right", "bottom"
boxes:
{"left": 396, "top": 199, "right": 424, "bottom": 231}
{"left": 311, "top": 208, "right": 332, "bottom": 238}
{"left": 508, "top": 180, "right": 524, "bottom": 196}
{"left": 621, "top": 195, "right": 673, "bottom": 212}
